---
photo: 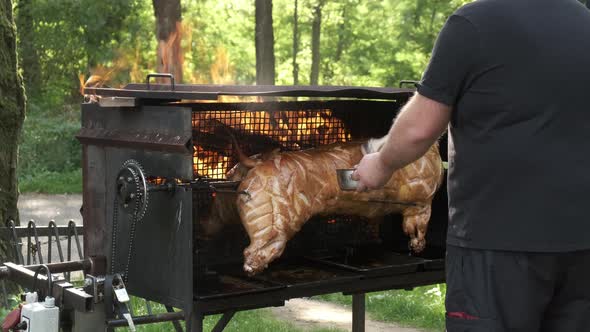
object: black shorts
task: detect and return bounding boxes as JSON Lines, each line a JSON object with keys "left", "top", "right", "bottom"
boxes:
{"left": 445, "top": 245, "right": 590, "bottom": 332}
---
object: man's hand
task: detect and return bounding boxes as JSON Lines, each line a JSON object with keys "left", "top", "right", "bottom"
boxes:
{"left": 350, "top": 93, "right": 451, "bottom": 192}
{"left": 351, "top": 152, "right": 395, "bottom": 192}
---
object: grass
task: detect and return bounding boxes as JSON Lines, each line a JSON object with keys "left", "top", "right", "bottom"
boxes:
{"left": 118, "top": 297, "right": 343, "bottom": 332}
{"left": 316, "top": 284, "right": 446, "bottom": 332}
{"left": 19, "top": 168, "right": 82, "bottom": 194}
{"left": 0, "top": 294, "right": 342, "bottom": 332}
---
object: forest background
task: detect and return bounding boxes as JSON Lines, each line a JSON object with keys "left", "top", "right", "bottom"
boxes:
{"left": 15, "top": 0, "right": 475, "bottom": 190}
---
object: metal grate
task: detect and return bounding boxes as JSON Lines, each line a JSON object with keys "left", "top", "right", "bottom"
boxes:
{"left": 191, "top": 109, "right": 352, "bottom": 179}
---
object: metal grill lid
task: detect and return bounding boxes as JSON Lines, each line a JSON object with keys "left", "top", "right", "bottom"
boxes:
{"left": 84, "top": 83, "right": 415, "bottom": 101}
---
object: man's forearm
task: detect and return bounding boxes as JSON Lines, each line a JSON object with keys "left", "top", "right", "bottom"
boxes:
{"left": 378, "top": 93, "right": 451, "bottom": 171}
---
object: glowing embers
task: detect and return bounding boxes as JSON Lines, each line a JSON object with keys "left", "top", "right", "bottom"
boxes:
{"left": 193, "top": 145, "right": 230, "bottom": 179}
{"left": 192, "top": 109, "right": 352, "bottom": 179}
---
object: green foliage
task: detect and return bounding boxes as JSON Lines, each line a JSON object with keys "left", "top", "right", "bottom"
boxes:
{"left": 316, "top": 284, "right": 447, "bottom": 331}
{"left": 272, "top": 0, "right": 472, "bottom": 86}
{"left": 16, "top": 0, "right": 155, "bottom": 108}
{"left": 0, "top": 295, "right": 21, "bottom": 323}
{"left": 18, "top": 106, "right": 80, "bottom": 176}
{"left": 19, "top": 169, "right": 82, "bottom": 194}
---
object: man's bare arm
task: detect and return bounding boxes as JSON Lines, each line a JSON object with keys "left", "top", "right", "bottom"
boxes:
{"left": 352, "top": 93, "right": 451, "bottom": 190}
{"left": 380, "top": 92, "right": 451, "bottom": 170}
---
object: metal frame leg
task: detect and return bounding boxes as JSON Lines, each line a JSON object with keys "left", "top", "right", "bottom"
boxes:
{"left": 352, "top": 293, "right": 366, "bottom": 332}
{"left": 187, "top": 309, "right": 204, "bottom": 332}
{"left": 166, "top": 306, "right": 184, "bottom": 332}
{"left": 212, "top": 311, "right": 235, "bottom": 332}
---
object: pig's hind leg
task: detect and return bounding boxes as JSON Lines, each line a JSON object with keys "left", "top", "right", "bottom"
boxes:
{"left": 401, "top": 204, "right": 431, "bottom": 253}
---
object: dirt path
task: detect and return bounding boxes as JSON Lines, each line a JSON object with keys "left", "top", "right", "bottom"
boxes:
{"left": 18, "top": 193, "right": 83, "bottom": 226}
{"left": 15, "top": 194, "right": 84, "bottom": 272}
{"left": 271, "top": 298, "right": 427, "bottom": 332}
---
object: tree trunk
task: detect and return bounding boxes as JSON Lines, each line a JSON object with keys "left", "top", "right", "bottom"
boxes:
{"left": 15, "top": 0, "right": 40, "bottom": 97}
{"left": 0, "top": 0, "right": 26, "bottom": 299}
{"left": 310, "top": 2, "right": 323, "bottom": 86}
{"left": 255, "top": 0, "right": 275, "bottom": 85}
{"left": 292, "top": 0, "right": 299, "bottom": 85}
{"left": 152, "top": 0, "right": 183, "bottom": 83}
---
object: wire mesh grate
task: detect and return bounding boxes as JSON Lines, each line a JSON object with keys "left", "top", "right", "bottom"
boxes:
{"left": 191, "top": 109, "right": 352, "bottom": 179}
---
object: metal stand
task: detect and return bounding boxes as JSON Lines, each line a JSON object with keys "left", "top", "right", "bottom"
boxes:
{"left": 352, "top": 293, "right": 366, "bottom": 332}
{"left": 166, "top": 306, "right": 184, "bottom": 332}
{"left": 188, "top": 309, "right": 204, "bottom": 332}
{"left": 186, "top": 309, "right": 235, "bottom": 332}
{"left": 212, "top": 311, "right": 235, "bottom": 332}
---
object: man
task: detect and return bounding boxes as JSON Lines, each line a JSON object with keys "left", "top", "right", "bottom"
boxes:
{"left": 352, "top": 0, "right": 590, "bottom": 331}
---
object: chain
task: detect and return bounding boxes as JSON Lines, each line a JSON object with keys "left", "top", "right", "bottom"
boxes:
{"left": 123, "top": 195, "right": 141, "bottom": 283}
{"left": 110, "top": 197, "right": 119, "bottom": 275}
{"left": 110, "top": 163, "right": 145, "bottom": 283}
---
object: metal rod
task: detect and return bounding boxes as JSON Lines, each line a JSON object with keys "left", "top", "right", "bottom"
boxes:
{"left": 212, "top": 311, "right": 236, "bottom": 332}
{"left": 48, "top": 221, "right": 65, "bottom": 264}
{"left": 352, "top": 293, "right": 366, "bottom": 332}
{"left": 1, "top": 280, "right": 7, "bottom": 307}
{"left": 0, "top": 223, "right": 84, "bottom": 239}
{"left": 165, "top": 306, "right": 183, "bottom": 332}
{"left": 106, "top": 311, "right": 185, "bottom": 328}
{"left": 6, "top": 219, "right": 24, "bottom": 265}
{"left": 32, "top": 265, "right": 52, "bottom": 296}
{"left": 25, "top": 259, "right": 91, "bottom": 274}
{"left": 26, "top": 220, "right": 43, "bottom": 265}
{"left": 69, "top": 220, "right": 83, "bottom": 259}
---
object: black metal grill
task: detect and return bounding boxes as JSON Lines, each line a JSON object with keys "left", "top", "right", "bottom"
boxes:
{"left": 75, "top": 81, "right": 447, "bottom": 332}
{"left": 191, "top": 108, "right": 351, "bottom": 179}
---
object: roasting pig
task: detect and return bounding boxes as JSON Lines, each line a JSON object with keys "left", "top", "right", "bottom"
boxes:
{"left": 236, "top": 136, "right": 444, "bottom": 275}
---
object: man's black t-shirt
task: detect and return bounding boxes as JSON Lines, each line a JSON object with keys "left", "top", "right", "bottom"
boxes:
{"left": 418, "top": 0, "right": 590, "bottom": 252}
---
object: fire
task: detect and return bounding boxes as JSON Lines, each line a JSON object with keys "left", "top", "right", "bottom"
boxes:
{"left": 157, "top": 21, "right": 184, "bottom": 83}
{"left": 192, "top": 108, "right": 352, "bottom": 179}
{"left": 193, "top": 145, "right": 231, "bottom": 179}
{"left": 79, "top": 66, "right": 117, "bottom": 103}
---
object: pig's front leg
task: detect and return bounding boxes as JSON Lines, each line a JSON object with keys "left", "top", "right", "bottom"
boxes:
{"left": 401, "top": 204, "right": 432, "bottom": 253}
{"left": 243, "top": 213, "right": 302, "bottom": 275}
{"left": 243, "top": 235, "right": 287, "bottom": 275}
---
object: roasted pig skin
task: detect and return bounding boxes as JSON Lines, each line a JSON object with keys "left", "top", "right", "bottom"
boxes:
{"left": 237, "top": 141, "right": 444, "bottom": 275}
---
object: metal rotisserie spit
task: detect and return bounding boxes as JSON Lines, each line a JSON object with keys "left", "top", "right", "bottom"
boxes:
{"left": 1, "top": 76, "right": 448, "bottom": 332}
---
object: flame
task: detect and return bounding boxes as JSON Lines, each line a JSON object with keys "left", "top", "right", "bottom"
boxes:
{"left": 192, "top": 109, "right": 352, "bottom": 179}
{"left": 193, "top": 145, "right": 230, "bottom": 179}
{"left": 79, "top": 55, "right": 131, "bottom": 102}
{"left": 157, "top": 21, "right": 184, "bottom": 83}
{"left": 210, "top": 47, "right": 235, "bottom": 84}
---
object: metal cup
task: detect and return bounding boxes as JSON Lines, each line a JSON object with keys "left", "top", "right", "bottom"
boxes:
{"left": 336, "top": 169, "right": 359, "bottom": 191}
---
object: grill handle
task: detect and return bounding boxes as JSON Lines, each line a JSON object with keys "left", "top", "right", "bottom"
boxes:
{"left": 146, "top": 73, "right": 176, "bottom": 91}
{"left": 399, "top": 80, "right": 419, "bottom": 88}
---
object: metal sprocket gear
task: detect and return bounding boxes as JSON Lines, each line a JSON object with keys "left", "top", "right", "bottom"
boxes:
{"left": 116, "top": 159, "right": 149, "bottom": 221}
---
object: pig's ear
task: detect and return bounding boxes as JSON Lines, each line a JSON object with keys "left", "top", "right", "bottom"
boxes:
{"left": 266, "top": 148, "right": 281, "bottom": 159}
{"left": 240, "top": 156, "right": 258, "bottom": 169}
{"left": 228, "top": 132, "right": 258, "bottom": 169}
